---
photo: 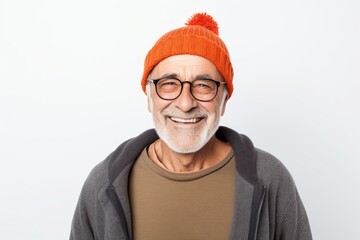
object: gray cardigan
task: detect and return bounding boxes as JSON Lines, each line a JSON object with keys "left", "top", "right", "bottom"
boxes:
{"left": 70, "top": 126, "right": 312, "bottom": 240}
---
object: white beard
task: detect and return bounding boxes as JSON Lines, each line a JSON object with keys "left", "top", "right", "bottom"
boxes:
{"left": 154, "top": 111, "right": 221, "bottom": 154}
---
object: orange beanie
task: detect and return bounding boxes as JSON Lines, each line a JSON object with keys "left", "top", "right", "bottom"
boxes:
{"left": 141, "top": 13, "right": 234, "bottom": 98}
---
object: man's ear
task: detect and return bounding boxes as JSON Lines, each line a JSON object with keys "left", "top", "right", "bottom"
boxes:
{"left": 220, "top": 94, "right": 229, "bottom": 116}
{"left": 146, "top": 85, "right": 153, "bottom": 113}
{"left": 147, "top": 94, "right": 152, "bottom": 113}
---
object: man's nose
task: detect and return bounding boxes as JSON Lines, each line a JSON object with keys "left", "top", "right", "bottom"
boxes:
{"left": 174, "top": 82, "right": 198, "bottom": 112}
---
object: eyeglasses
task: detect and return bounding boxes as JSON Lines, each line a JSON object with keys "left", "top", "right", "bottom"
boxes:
{"left": 147, "top": 77, "right": 226, "bottom": 102}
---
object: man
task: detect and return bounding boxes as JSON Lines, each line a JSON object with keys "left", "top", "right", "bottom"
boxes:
{"left": 70, "top": 13, "right": 312, "bottom": 240}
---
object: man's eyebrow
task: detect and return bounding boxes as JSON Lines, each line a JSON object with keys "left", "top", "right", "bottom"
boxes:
{"left": 157, "top": 73, "right": 179, "bottom": 80}
{"left": 194, "top": 74, "right": 215, "bottom": 80}
{"left": 155, "top": 73, "right": 215, "bottom": 80}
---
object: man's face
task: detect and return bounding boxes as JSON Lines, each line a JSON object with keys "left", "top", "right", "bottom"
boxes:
{"left": 147, "top": 55, "right": 229, "bottom": 153}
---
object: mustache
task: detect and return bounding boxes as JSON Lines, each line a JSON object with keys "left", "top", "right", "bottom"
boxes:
{"left": 162, "top": 108, "right": 208, "bottom": 118}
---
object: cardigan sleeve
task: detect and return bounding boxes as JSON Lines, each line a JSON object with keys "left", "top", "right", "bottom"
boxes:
{"left": 69, "top": 158, "right": 110, "bottom": 240}
{"left": 256, "top": 148, "right": 312, "bottom": 240}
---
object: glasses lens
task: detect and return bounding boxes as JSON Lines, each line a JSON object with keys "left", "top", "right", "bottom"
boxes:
{"left": 156, "top": 78, "right": 182, "bottom": 100}
{"left": 191, "top": 79, "right": 217, "bottom": 101}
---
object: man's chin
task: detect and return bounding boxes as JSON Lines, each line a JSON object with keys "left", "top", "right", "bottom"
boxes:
{"left": 166, "top": 142, "right": 204, "bottom": 154}
{"left": 156, "top": 132, "right": 209, "bottom": 154}
{"left": 157, "top": 123, "right": 220, "bottom": 151}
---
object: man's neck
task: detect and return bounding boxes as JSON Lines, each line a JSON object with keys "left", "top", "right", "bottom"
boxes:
{"left": 149, "top": 136, "right": 232, "bottom": 173}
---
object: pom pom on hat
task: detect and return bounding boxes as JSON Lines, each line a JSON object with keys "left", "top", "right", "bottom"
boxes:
{"left": 186, "top": 12, "right": 219, "bottom": 35}
{"left": 141, "top": 12, "right": 234, "bottom": 98}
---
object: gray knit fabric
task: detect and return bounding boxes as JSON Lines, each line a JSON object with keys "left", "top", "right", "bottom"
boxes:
{"left": 70, "top": 127, "right": 312, "bottom": 240}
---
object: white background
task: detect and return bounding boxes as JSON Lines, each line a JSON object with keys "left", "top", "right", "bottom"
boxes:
{"left": 1, "top": 0, "right": 359, "bottom": 239}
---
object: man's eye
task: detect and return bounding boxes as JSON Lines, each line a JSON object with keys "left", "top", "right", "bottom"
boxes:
{"left": 196, "top": 83, "right": 211, "bottom": 88}
{"left": 163, "top": 81, "right": 177, "bottom": 85}
{"left": 159, "top": 79, "right": 180, "bottom": 88}
{"left": 193, "top": 80, "right": 213, "bottom": 89}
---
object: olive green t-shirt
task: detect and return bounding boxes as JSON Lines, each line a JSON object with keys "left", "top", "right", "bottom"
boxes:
{"left": 129, "top": 148, "right": 236, "bottom": 240}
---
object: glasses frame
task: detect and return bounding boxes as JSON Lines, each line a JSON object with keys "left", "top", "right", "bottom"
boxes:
{"left": 147, "top": 77, "right": 226, "bottom": 102}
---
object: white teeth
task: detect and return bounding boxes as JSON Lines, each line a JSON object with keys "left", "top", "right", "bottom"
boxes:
{"left": 170, "top": 117, "right": 201, "bottom": 123}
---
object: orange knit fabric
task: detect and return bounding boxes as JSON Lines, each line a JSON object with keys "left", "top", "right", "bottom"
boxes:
{"left": 141, "top": 13, "right": 234, "bottom": 98}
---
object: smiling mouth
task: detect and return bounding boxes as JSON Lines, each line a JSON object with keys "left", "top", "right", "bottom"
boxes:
{"left": 169, "top": 117, "right": 203, "bottom": 124}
